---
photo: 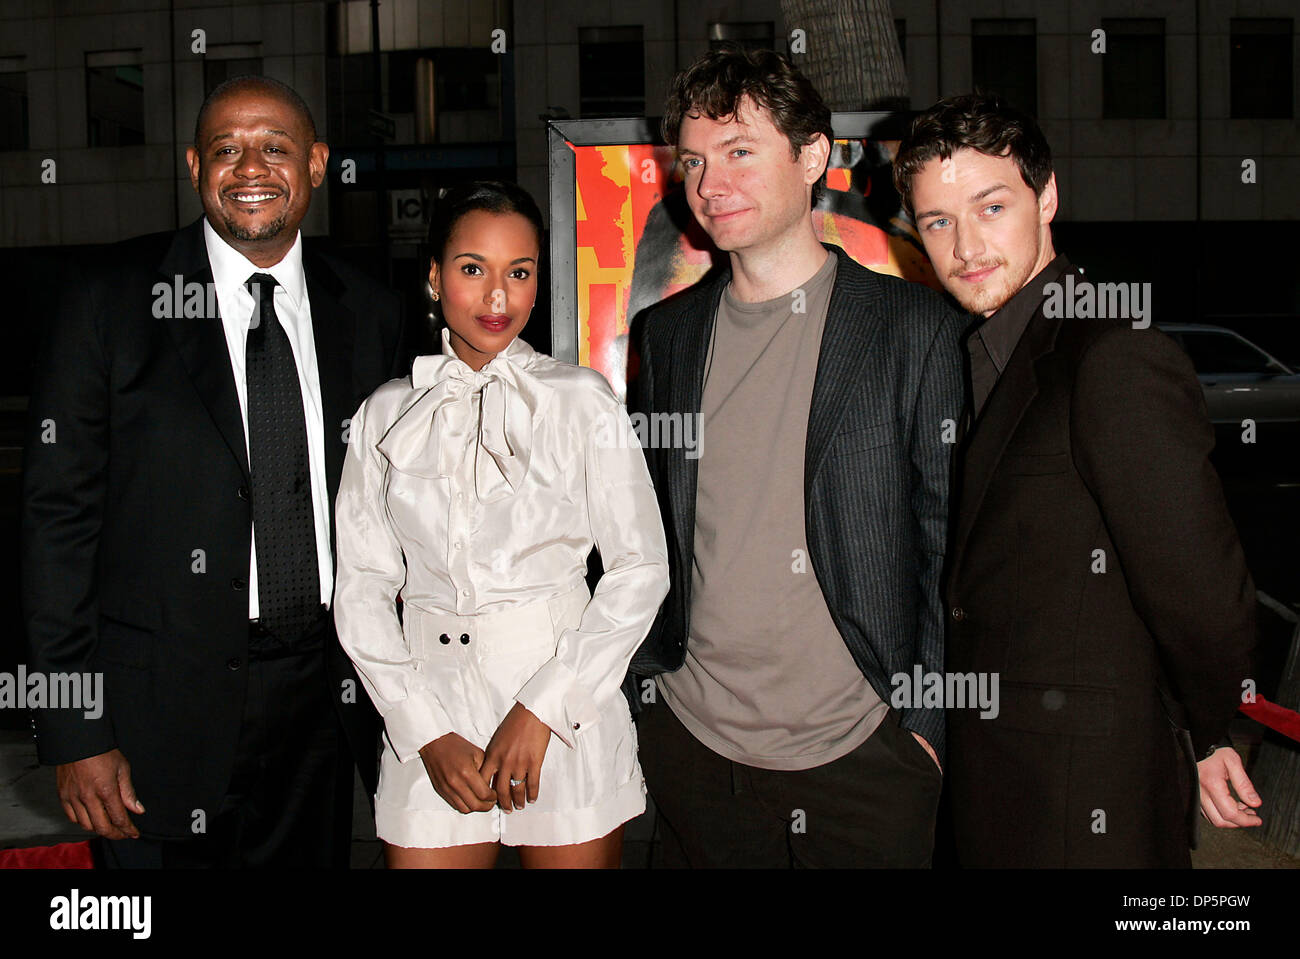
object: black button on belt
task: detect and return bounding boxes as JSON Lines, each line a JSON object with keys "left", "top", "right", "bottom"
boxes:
{"left": 237, "top": 485, "right": 250, "bottom": 501}
{"left": 227, "top": 658, "right": 242, "bottom": 670}
{"left": 951, "top": 606, "right": 965, "bottom": 621}
{"left": 459, "top": 633, "right": 470, "bottom": 645}
{"left": 438, "top": 633, "right": 451, "bottom": 645}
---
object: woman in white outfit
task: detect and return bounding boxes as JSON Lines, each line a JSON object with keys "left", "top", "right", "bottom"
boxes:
{"left": 333, "top": 181, "right": 669, "bottom": 868}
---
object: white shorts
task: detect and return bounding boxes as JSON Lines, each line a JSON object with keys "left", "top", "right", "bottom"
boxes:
{"left": 375, "top": 583, "right": 646, "bottom": 848}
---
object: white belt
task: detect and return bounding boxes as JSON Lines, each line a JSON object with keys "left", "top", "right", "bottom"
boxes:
{"left": 404, "top": 583, "right": 589, "bottom": 658}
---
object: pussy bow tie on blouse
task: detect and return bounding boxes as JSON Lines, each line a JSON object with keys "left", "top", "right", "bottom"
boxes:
{"left": 378, "top": 335, "right": 551, "bottom": 503}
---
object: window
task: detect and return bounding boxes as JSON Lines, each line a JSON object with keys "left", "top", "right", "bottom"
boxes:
{"left": 0, "top": 59, "right": 27, "bottom": 151}
{"left": 1230, "top": 18, "right": 1293, "bottom": 119}
{"left": 86, "top": 51, "right": 144, "bottom": 147}
{"left": 431, "top": 48, "right": 499, "bottom": 114}
{"left": 579, "top": 26, "right": 644, "bottom": 118}
{"left": 1179, "top": 331, "right": 1282, "bottom": 376}
{"left": 326, "top": 47, "right": 500, "bottom": 145}
{"left": 708, "top": 21, "right": 775, "bottom": 53}
{"left": 971, "top": 19, "right": 1037, "bottom": 116}
{"left": 1102, "top": 19, "right": 1165, "bottom": 119}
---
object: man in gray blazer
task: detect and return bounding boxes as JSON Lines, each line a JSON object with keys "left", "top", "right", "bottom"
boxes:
{"left": 626, "top": 48, "right": 966, "bottom": 867}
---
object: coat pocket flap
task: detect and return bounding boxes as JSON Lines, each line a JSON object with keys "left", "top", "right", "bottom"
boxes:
{"left": 994, "top": 680, "right": 1115, "bottom": 736}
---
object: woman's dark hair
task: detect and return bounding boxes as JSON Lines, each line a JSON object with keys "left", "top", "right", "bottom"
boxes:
{"left": 893, "top": 93, "right": 1054, "bottom": 215}
{"left": 427, "top": 180, "right": 545, "bottom": 262}
{"left": 661, "top": 46, "right": 834, "bottom": 206}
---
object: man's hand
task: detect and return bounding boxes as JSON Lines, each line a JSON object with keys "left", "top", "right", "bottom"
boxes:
{"left": 418, "top": 733, "right": 497, "bottom": 814}
{"left": 1198, "top": 746, "right": 1262, "bottom": 828}
{"left": 56, "top": 749, "right": 144, "bottom": 840}
{"left": 911, "top": 731, "right": 942, "bottom": 773}
{"left": 480, "top": 703, "right": 552, "bottom": 812}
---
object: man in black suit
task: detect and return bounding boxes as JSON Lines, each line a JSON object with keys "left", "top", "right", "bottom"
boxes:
{"left": 626, "top": 48, "right": 966, "bottom": 867}
{"left": 895, "top": 93, "right": 1261, "bottom": 867}
{"left": 22, "top": 75, "right": 407, "bottom": 867}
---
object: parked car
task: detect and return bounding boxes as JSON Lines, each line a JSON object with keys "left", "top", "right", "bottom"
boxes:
{"left": 1157, "top": 324, "right": 1300, "bottom": 425}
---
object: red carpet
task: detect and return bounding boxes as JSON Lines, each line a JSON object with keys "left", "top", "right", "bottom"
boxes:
{"left": 1240, "top": 694, "right": 1300, "bottom": 743}
{"left": 0, "top": 840, "right": 94, "bottom": 869}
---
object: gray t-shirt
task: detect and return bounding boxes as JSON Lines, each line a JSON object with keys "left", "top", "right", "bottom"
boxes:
{"left": 658, "top": 252, "right": 888, "bottom": 770}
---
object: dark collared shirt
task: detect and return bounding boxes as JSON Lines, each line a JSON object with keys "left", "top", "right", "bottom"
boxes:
{"left": 968, "top": 254, "right": 1073, "bottom": 419}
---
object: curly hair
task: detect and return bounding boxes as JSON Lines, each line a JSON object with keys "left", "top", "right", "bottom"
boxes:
{"left": 661, "top": 46, "right": 834, "bottom": 206}
{"left": 892, "top": 93, "right": 1053, "bottom": 215}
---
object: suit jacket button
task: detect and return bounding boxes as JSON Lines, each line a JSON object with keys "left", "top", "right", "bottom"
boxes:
{"left": 237, "top": 485, "right": 250, "bottom": 501}
{"left": 438, "top": 633, "right": 451, "bottom": 645}
{"left": 951, "top": 606, "right": 965, "bottom": 621}
{"left": 232, "top": 578, "right": 246, "bottom": 591}
{"left": 227, "top": 658, "right": 242, "bottom": 670}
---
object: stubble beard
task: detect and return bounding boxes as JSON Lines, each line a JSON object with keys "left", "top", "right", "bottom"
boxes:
{"left": 223, "top": 208, "right": 290, "bottom": 242}
{"left": 950, "top": 241, "right": 1041, "bottom": 316}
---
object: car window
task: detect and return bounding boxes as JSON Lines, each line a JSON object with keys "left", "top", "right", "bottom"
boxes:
{"left": 1178, "top": 332, "right": 1275, "bottom": 375}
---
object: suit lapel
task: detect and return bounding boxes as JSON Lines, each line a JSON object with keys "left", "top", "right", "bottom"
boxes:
{"left": 158, "top": 219, "right": 251, "bottom": 481}
{"left": 667, "top": 274, "right": 725, "bottom": 567}
{"left": 949, "top": 306, "right": 1063, "bottom": 571}
{"left": 805, "top": 247, "right": 883, "bottom": 496}
{"left": 303, "top": 251, "right": 355, "bottom": 509}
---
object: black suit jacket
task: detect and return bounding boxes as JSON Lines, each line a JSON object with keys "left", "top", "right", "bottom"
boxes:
{"left": 21, "top": 218, "right": 409, "bottom": 839}
{"left": 627, "top": 244, "right": 967, "bottom": 755}
{"left": 944, "top": 262, "right": 1256, "bottom": 867}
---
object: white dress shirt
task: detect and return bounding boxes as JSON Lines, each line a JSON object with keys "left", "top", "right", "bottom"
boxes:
{"left": 333, "top": 328, "right": 670, "bottom": 753}
{"left": 202, "top": 217, "right": 333, "bottom": 617}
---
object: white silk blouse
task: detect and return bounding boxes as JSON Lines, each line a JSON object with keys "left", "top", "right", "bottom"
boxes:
{"left": 333, "top": 327, "right": 670, "bottom": 763}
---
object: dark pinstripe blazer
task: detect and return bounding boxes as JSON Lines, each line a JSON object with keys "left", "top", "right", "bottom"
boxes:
{"left": 625, "top": 244, "right": 967, "bottom": 756}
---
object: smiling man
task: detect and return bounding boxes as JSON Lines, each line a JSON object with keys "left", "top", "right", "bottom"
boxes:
{"left": 626, "top": 48, "right": 966, "bottom": 868}
{"left": 894, "top": 93, "right": 1261, "bottom": 867}
{"left": 23, "top": 75, "right": 408, "bottom": 867}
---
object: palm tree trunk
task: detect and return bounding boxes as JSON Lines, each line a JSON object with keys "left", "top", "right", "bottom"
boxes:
{"left": 780, "top": 0, "right": 909, "bottom": 110}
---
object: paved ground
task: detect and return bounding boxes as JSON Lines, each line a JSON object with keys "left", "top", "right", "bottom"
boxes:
{"left": 2, "top": 724, "right": 1293, "bottom": 869}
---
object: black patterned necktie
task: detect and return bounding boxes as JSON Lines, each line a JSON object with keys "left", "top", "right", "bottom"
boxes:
{"left": 245, "top": 272, "right": 319, "bottom": 642}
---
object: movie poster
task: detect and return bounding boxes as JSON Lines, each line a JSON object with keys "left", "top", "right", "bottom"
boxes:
{"left": 567, "top": 137, "right": 942, "bottom": 400}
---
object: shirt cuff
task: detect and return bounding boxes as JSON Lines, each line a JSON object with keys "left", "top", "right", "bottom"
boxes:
{"left": 514, "top": 658, "right": 601, "bottom": 749}
{"left": 1201, "top": 737, "right": 1236, "bottom": 761}
{"left": 382, "top": 692, "right": 453, "bottom": 764}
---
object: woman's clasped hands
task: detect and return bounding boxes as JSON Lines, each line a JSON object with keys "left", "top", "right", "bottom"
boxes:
{"left": 417, "top": 702, "right": 553, "bottom": 814}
